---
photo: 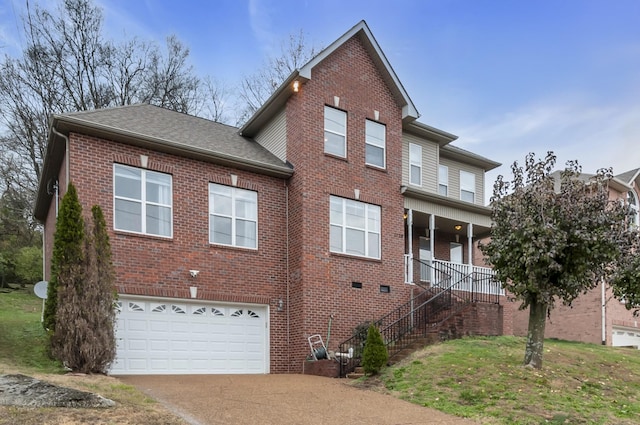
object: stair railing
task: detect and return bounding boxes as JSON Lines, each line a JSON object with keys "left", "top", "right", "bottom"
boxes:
{"left": 338, "top": 261, "right": 479, "bottom": 377}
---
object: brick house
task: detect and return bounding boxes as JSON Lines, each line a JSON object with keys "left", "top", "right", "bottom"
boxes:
{"left": 510, "top": 169, "right": 640, "bottom": 349}
{"left": 34, "top": 21, "right": 503, "bottom": 375}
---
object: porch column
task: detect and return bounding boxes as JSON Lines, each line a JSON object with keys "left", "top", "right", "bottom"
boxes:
{"left": 429, "top": 214, "right": 435, "bottom": 256}
{"left": 406, "top": 209, "right": 413, "bottom": 284}
{"left": 467, "top": 223, "right": 474, "bottom": 267}
{"left": 467, "top": 223, "right": 474, "bottom": 292}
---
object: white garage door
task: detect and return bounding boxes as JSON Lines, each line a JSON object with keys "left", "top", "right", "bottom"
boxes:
{"left": 612, "top": 327, "right": 640, "bottom": 349}
{"left": 111, "top": 297, "right": 269, "bottom": 374}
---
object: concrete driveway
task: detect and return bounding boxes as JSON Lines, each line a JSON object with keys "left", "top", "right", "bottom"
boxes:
{"left": 118, "top": 374, "right": 478, "bottom": 425}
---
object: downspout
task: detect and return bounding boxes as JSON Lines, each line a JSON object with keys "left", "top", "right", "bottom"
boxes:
{"left": 602, "top": 278, "right": 606, "bottom": 345}
{"left": 285, "top": 180, "right": 290, "bottom": 372}
{"left": 43, "top": 128, "right": 69, "bottom": 283}
{"left": 51, "top": 127, "right": 70, "bottom": 190}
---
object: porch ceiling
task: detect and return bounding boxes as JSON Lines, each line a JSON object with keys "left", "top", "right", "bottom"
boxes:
{"left": 408, "top": 210, "right": 492, "bottom": 239}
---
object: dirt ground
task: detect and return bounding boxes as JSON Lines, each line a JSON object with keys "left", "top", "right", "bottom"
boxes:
{"left": 118, "top": 374, "right": 479, "bottom": 425}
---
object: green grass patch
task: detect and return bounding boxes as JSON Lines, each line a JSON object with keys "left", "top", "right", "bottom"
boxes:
{"left": 373, "top": 336, "right": 640, "bottom": 424}
{"left": 0, "top": 288, "right": 64, "bottom": 374}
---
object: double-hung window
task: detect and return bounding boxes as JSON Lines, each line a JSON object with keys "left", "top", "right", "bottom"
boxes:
{"left": 409, "top": 143, "right": 422, "bottom": 186}
{"left": 330, "top": 196, "right": 381, "bottom": 259}
{"left": 365, "top": 120, "right": 386, "bottom": 168}
{"left": 324, "top": 106, "right": 346, "bottom": 157}
{"left": 209, "top": 183, "right": 257, "bottom": 249}
{"left": 438, "top": 165, "right": 448, "bottom": 196}
{"left": 460, "top": 170, "right": 476, "bottom": 203}
{"left": 114, "top": 164, "right": 172, "bottom": 237}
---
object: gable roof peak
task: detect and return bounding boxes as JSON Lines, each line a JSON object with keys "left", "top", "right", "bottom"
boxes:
{"left": 241, "top": 20, "right": 419, "bottom": 137}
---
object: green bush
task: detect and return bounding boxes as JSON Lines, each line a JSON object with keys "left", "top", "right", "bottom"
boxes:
{"left": 361, "top": 323, "right": 388, "bottom": 375}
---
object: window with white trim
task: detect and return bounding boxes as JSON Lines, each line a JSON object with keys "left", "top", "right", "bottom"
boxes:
{"left": 409, "top": 143, "right": 422, "bottom": 186}
{"left": 438, "top": 165, "right": 448, "bottom": 196}
{"left": 324, "top": 106, "right": 346, "bottom": 157}
{"left": 209, "top": 183, "right": 257, "bottom": 249}
{"left": 460, "top": 170, "right": 475, "bottom": 203}
{"left": 365, "top": 120, "right": 386, "bottom": 168}
{"left": 330, "top": 196, "right": 381, "bottom": 259}
{"left": 114, "top": 164, "right": 172, "bottom": 237}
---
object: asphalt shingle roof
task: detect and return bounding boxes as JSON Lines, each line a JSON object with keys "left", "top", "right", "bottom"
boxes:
{"left": 58, "top": 104, "right": 290, "bottom": 171}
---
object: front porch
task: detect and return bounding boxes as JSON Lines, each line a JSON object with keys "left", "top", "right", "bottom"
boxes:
{"left": 403, "top": 206, "right": 503, "bottom": 296}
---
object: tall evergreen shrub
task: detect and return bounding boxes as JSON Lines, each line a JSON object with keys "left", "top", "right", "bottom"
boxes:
{"left": 43, "top": 183, "right": 84, "bottom": 333}
{"left": 52, "top": 205, "right": 117, "bottom": 373}
{"left": 361, "top": 323, "right": 388, "bottom": 375}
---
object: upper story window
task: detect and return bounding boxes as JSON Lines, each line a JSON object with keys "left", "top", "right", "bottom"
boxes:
{"left": 324, "top": 106, "right": 346, "bottom": 157}
{"left": 628, "top": 190, "right": 639, "bottom": 227}
{"left": 209, "top": 183, "right": 258, "bottom": 249}
{"left": 438, "top": 165, "right": 448, "bottom": 196}
{"left": 114, "top": 164, "right": 172, "bottom": 237}
{"left": 330, "top": 196, "right": 381, "bottom": 259}
{"left": 365, "top": 120, "right": 386, "bottom": 168}
{"left": 460, "top": 170, "right": 476, "bottom": 203}
{"left": 409, "top": 143, "right": 422, "bottom": 186}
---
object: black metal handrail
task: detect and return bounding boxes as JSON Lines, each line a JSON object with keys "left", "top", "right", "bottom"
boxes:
{"left": 337, "top": 259, "right": 500, "bottom": 377}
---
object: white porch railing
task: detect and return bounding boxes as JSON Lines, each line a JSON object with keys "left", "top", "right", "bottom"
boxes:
{"left": 409, "top": 258, "right": 504, "bottom": 296}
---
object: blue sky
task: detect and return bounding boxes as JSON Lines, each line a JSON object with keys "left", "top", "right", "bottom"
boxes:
{"left": 1, "top": 0, "right": 639, "bottom": 198}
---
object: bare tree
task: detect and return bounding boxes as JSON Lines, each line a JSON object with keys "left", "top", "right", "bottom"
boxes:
{"left": 0, "top": 0, "right": 228, "bottom": 234}
{"left": 237, "top": 29, "right": 318, "bottom": 124}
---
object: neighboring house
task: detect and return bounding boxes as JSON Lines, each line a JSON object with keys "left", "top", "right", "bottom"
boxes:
{"left": 34, "top": 21, "right": 503, "bottom": 375}
{"left": 510, "top": 169, "right": 640, "bottom": 349}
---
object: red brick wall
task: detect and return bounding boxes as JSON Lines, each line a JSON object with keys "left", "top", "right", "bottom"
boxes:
{"left": 284, "top": 34, "right": 412, "bottom": 371}
{"left": 510, "top": 283, "right": 640, "bottom": 346}
{"left": 60, "top": 133, "right": 291, "bottom": 372}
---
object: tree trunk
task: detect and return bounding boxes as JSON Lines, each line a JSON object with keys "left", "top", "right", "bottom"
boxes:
{"left": 524, "top": 299, "right": 548, "bottom": 369}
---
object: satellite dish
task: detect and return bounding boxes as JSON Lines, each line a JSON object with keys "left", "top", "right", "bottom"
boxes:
{"left": 34, "top": 281, "right": 48, "bottom": 299}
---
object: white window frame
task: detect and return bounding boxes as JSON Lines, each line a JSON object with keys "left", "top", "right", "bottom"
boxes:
{"left": 330, "top": 196, "right": 381, "bottom": 259}
{"left": 113, "top": 164, "right": 173, "bottom": 237}
{"left": 324, "top": 106, "right": 347, "bottom": 157}
{"left": 365, "top": 120, "right": 386, "bottom": 168}
{"left": 209, "top": 183, "right": 258, "bottom": 249}
{"left": 409, "top": 143, "right": 422, "bottom": 186}
{"left": 438, "top": 165, "right": 448, "bottom": 196}
{"left": 460, "top": 170, "right": 476, "bottom": 203}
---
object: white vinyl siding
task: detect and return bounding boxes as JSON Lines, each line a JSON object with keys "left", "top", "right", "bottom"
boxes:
{"left": 402, "top": 134, "right": 437, "bottom": 191}
{"left": 365, "top": 120, "right": 386, "bottom": 168}
{"left": 439, "top": 165, "right": 448, "bottom": 196}
{"left": 114, "top": 164, "right": 172, "bottom": 237}
{"left": 324, "top": 106, "right": 346, "bottom": 157}
{"left": 330, "top": 196, "right": 381, "bottom": 259}
{"left": 409, "top": 143, "right": 422, "bottom": 186}
{"left": 439, "top": 158, "right": 484, "bottom": 205}
{"left": 209, "top": 184, "right": 258, "bottom": 249}
{"left": 254, "top": 107, "right": 287, "bottom": 161}
{"left": 460, "top": 170, "right": 476, "bottom": 203}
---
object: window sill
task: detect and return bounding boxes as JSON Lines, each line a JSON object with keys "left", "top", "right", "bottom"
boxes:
{"left": 324, "top": 152, "right": 348, "bottom": 162}
{"left": 365, "top": 164, "right": 387, "bottom": 172}
{"left": 114, "top": 230, "right": 173, "bottom": 242}
{"left": 209, "top": 243, "right": 259, "bottom": 253}
{"left": 330, "top": 251, "right": 382, "bottom": 263}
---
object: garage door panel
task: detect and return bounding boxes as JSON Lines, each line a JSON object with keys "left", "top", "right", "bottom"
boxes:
{"left": 112, "top": 297, "right": 268, "bottom": 375}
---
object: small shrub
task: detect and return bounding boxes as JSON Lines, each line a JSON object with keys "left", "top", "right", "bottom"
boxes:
{"left": 361, "top": 323, "right": 388, "bottom": 375}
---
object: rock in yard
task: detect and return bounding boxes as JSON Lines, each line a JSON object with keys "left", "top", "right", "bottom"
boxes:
{"left": 0, "top": 374, "right": 115, "bottom": 408}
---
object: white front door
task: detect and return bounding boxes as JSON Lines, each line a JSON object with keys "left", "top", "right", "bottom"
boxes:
{"left": 450, "top": 243, "right": 463, "bottom": 263}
